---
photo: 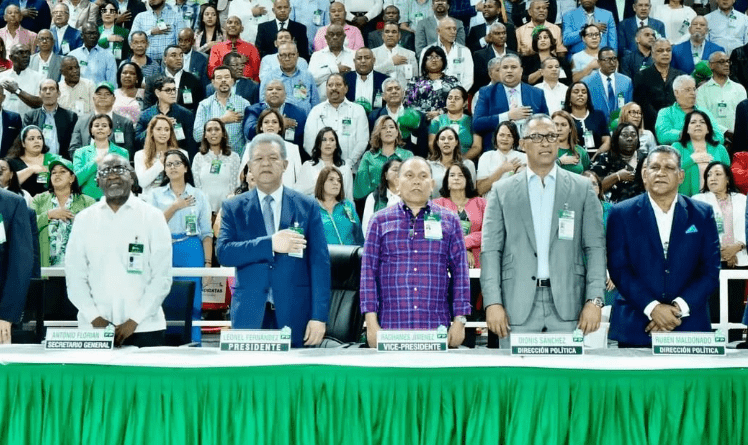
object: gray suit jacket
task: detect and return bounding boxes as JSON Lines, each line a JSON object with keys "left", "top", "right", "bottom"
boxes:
{"left": 414, "top": 15, "right": 466, "bottom": 56}
{"left": 29, "top": 53, "right": 62, "bottom": 82}
{"left": 69, "top": 112, "right": 136, "bottom": 159}
{"left": 480, "top": 167, "right": 606, "bottom": 324}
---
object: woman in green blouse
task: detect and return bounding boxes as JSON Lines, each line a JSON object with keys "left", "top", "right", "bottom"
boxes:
{"left": 552, "top": 110, "right": 590, "bottom": 174}
{"left": 31, "top": 159, "right": 95, "bottom": 267}
{"left": 353, "top": 115, "right": 413, "bottom": 200}
{"left": 315, "top": 166, "right": 364, "bottom": 246}
{"left": 73, "top": 114, "right": 130, "bottom": 200}
{"left": 672, "top": 110, "right": 730, "bottom": 197}
{"left": 428, "top": 86, "right": 477, "bottom": 160}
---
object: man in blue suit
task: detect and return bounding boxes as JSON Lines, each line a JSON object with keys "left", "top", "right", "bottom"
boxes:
{"left": 474, "top": 54, "right": 549, "bottom": 152}
{"left": 617, "top": 0, "right": 666, "bottom": 54}
{"left": 0, "top": 0, "right": 50, "bottom": 33}
{"left": 0, "top": 87, "right": 21, "bottom": 158}
{"left": 177, "top": 28, "right": 209, "bottom": 89}
{"left": 562, "top": 0, "right": 617, "bottom": 56}
{"left": 582, "top": 47, "right": 633, "bottom": 122}
{"left": 344, "top": 48, "right": 388, "bottom": 114}
{"left": 50, "top": 3, "right": 82, "bottom": 56}
{"left": 671, "top": 16, "right": 724, "bottom": 74}
{"left": 243, "top": 80, "right": 307, "bottom": 155}
{"left": 607, "top": 146, "right": 721, "bottom": 347}
{"left": 217, "top": 133, "right": 330, "bottom": 348}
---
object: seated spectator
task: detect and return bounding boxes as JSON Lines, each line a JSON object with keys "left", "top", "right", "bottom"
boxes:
{"left": 0, "top": 37, "right": 11, "bottom": 72}
{"left": 207, "top": 16, "right": 261, "bottom": 81}
{"left": 144, "top": 45, "right": 205, "bottom": 113}
{"left": 308, "top": 23, "right": 355, "bottom": 101}
{"left": 178, "top": 28, "right": 209, "bottom": 89}
{"left": 521, "top": 28, "right": 571, "bottom": 87}
{"left": 257, "top": 29, "right": 310, "bottom": 81}
{"left": 134, "top": 115, "right": 187, "bottom": 195}
{"left": 22, "top": 80, "right": 77, "bottom": 160}
{"left": 260, "top": 42, "right": 318, "bottom": 113}
{"left": 372, "top": 21, "right": 418, "bottom": 88}
{"left": 7, "top": 125, "right": 61, "bottom": 197}
{"left": 98, "top": 0, "right": 130, "bottom": 64}
{"left": 345, "top": 47, "right": 388, "bottom": 114}
{"left": 113, "top": 62, "right": 145, "bottom": 125}
{"left": 553, "top": 110, "right": 590, "bottom": 174}
{"left": 50, "top": 3, "right": 82, "bottom": 56}
{"left": 0, "top": 157, "right": 31, "bottom": 205}
{"left": 655, "top": 74, "right": 723, "bottom": 145}
{"left": 193, "top": 65, "right": 251, "bottom": 155}
{"left": 634, "top": 38, "right": 684, "bottom": 131}
{"left": 618, "top": 102, "right": 657, "bottom": 153}
{"left": 590, "top": 122, "right": 646, "bottom": 203}
{"left": 414, "top": 0, "right": 465, "bottom": 56}
{"left": 192, "top": 118, "right": 240, "bottom": 214}
{"left": 369, "top": 77, "right": 429, "bottom": 158}
{"left": 419, "top": 17, "right": 474, "bottom": 91}
{"left": 672, "top": 16, "right": 723, "bottom": 75}
{"left": 0, "top": 0, "right": 50, "bottom": 34}
{"left": 516, "top": 0, "right": 566, "bottom": 57}
{"left": 242, "top": 79, "right": 306, "bottom": 150}
{"left": 58, "top": 56, "right": 96, "bottom": 115}
{"left": 209, "top": 52, "right": 260, "bottom": 104}
{"left": 354, "top": 116, "right": 413, "bottom": 200}
{"left": 239, "top": 108, "right": 302, "bottom": 188}
{"left": 571, "top": 25, "right": 601, "bottom": 82}
{"left": 296, "top": 127, "right": 353, "bottom": 198}
{"left": 652, "top": 0, "right": 695, "bottom": 44}
{"left": 403, "top": 46, "right": 460, "bottom": 121}
{"left": 428, "top": 86, "right": 475, "bottom": 160}
{"left": 194, "top": 4, "right": 224, "bottom": 54}
{"left": 696, "top": 51, "right": 746, "bottom": 135}
{"left": 433, "top": 163, "right": 485, "bottom": 268}
{"left": 313, "top": 2, "right": 364, "bottom": 52}
{"left": 69, "top": 82, "right": 136, "bottom": 158}
{"left": 476, "top": 120, "right": 526, "bottom": 195}
{"left": 31, "top": 158, "right": 95, "bottom": 266}
{"left": 618, "top": 0, "right": 666, "bottom": 54}
{"left": 72, "top": 114, "right": 130, "bottom": 200}
{"left": 0, "top": 43, "right": 43, "bottom": 116}
{"left": 562, "top": 0, "right": 616, "bottom": 57}
{"left": 536, "top": 57, "right": 569, "bottom": 115}
{"left": 146, "top": 149, "right": 211, "bottom": 343}
{"left": 369, "top": 7, "right": 416, "bottom": 52}
{"left": 174, "top": 0, "right": 200, "bottom": 30}
{"left": 563, "top": 81, "right": 611, "bottom": 155}
{"left": 619, "top": 26, "right": 655, "bottom": 79}
{"left": 130, "top": 0, "right": 187, "bottom": 65}
{"left": 361, "top": 157, "right": 402, "bottom": 234}
{"left": 69, "top": 23, "right": 117, "bottom": 86}
{"left": 582, "top": 47, "right": 633, "bottom": 123}
{"left": 428, "top": 126, "right": 476, "bottom": 198}
{"left": 123, "top": 32, "right": 162, "bottom": 80}
{"left": 315, "top": 165, "right": 363, "bottom": 245}
{"left": 0, "top": 6, "right": 36, "bottom": 49}
{"left": 304, "top": 73, "right": 368, "bottom": 167}
{"left": 30, "top": 30, "right": 62, "bottom": 82}
{"left": 672, "top": 109, "right": 730, "bottom": 196}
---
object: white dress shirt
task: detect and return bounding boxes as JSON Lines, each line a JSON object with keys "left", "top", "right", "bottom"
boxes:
{"left": 64, "top": 195, "right": 173, "bottom": 332}
{"left": 527, "top": 164, "right": 557, "bottom": 280}
{"left": 538, "top": 81, "right": 568, "bottom": 114}
{"left": 303, "top": 100, "right": 369, "bottom": 167}
{"left": 0, "top": 68, "right": 45, "bottom": 115}
{"left": 295, "top": 159, "right": 353, "bottom": 199}
{"left": 308, "top": 46, "right": 356, "bottom": 100}
{"left": 372, "top": 44, "right": 418, "bottom": 86}
{"left": 256, "top": 185, "right": 284, "bottom": 234}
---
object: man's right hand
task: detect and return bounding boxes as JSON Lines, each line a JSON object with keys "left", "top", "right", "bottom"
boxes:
{"left": 365, "top": 314, "right": 380, "bottom": 348}
{"left": 646, "top": 303, "right": 682, "bottom": 332}
{"left": 392, "top": 54, "right": 407, "bottom": 65}
{"left": 91, "top": 316, "right": 111, "bottom": 328}
{"left": 486, "top": 304, "right": 510, "bottom": 338}
{"left": 507, "top": 106, "right": 532, "bottom": 121}
{"left": 221, "top": 110, "right": 243, "bottom": 123}
{"left": 594, "top": 22, "right": 607, "bottom": 33}
{"left": 337, "top": 64, "right": 352, "bottom": 73}
{"left": 151, "top": 25, "right": 171, "bottom": 35}
{"left": 116, "top": 11, "right": 132, "bottom": 24}
{"left": 271, "top": 229, "right": 306, "bottom": 254}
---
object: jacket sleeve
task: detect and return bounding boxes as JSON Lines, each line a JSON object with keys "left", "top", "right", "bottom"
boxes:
{"left": 479, "top": 184, "right": 506, "bottom": 307}
{"left": 0, "top": 195, "right": 34, "bottom": 323}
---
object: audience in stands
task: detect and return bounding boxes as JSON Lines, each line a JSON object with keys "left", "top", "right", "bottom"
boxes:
{"left": 315, "top": 165, "right": 363, "bottom": 246}
{"left": 672, "top": 109, "right": 730, "bottom": 197}
{"left": 73, "top": 113, "right": 129, "bottom": 200}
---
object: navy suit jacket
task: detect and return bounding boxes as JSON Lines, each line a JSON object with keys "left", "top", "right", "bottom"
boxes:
{"left": 0, "top": 109, "right": 21, "bottom": 158}
{"left": 607, "top": 194, "right": 721, "bottom": 346}
{"left": 0, "top": 188, "right": 33, "bottom": 324}
{"left": 582, "top": 71, "right": 633, "bottom": 122}
{"left": 51, "top": 26, "right": 83, "bottom": 56}
{"left": 22, "top": 106, "right": 78, "bottom": 160}
{"left": 344, "top": 71, "right": 388, "bottom": 108}
{"left": 734, "top": 98, "right": 748, "bottom": 153}
{"left": 0, "top": 0, "right": 50, "bottom": 33}
{"left": 216, "top": 187, "right": 331, "bottom": 348}
{"left": 144, "top": 71, "right": 205, "bottom": 113}
{"left": 135, "top": 104, "right": 196, "bottom": 158}
{"left": 242, "top": 101, "right": 306, "bottom": 150}
{"left": 254, "top": 20, "right": 310, "bottom": 61}
{"left": 617, "top": 17, "right": 666, "bottom": 54}
{"left": 186, "top": 50, "right": 209, "bottom": 88}
{"left": 671, "top": 40, "right": 725, "bottom": 74}
{"left": 473, "top": 82, "right": 549, "bottom": 151}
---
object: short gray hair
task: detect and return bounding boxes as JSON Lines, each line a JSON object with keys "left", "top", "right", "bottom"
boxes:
{"left": 500, "top": 53, "right": 522, "bottom": 66}
{"left": 398, "top": 156, "right": 432, "bottom": 178}
{"left": 672, "top": 74, "right": 695, "bottom": 92}
{"left": 382, "top": 77, "right": 403, "bottom": 90}
{"left": 246, "top": 133, "right": 287, "bottom": 161}
{"left": 521, "top": 113, "right": 554, "bottom": 138}
{"left": 645, "top": 145, "right": 682, "bottom": 168}
{"left": 488, "top": 22, "right": 506, "bottom": 33}
{"left": 652, "top": 37, "right": 671, "bottom": 50}
{"left": 487, "top": 56, "right": 502, "bottom": 71}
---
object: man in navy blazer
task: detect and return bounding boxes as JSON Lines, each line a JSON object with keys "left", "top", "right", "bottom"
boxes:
{"left": 0, "top": 0, "right": 50, "bottom": 33}
{"left": 582, "top": 47, "right": 633, "bottom": 122}
{"left": 177, "top": 28, "right": 209, "bottom": 88}
{"left": 562, "top": 0, "right": 617, "bottom": 56}
{"left": 0, "top": 88, "right": 21, "bottom": 158}
{"left": 474, "top": 54, "right": 548, "bottom": 152}
{"left": 254, "top": 0, "right": 310, "bottom": 61}
{"left": 607, "top": 146, "right": 721, "bottom": 347}
{"left": 217, "top": 133, "right": 330, "bottom": 348}
{"left": 344, "top": 48, "right": 388, "bottom": 113}
{"left": 671, "top": 16, "right": 724, "bottom": 74}
{"left": 617, "top": 0, "right": 666, "bottom": 54}
{"left": 50, "top": 4, "right": 83, "bottom": 56}
{"left": 243, "top": 79, "right": 307, "bottom": 153}
{"left": 0, "top": 187, "right": 34, "bottom": 344}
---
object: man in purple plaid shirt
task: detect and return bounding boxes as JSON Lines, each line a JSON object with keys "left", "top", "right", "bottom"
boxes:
{"left": 360, "top": 157, "right": 472, "bottom": 348}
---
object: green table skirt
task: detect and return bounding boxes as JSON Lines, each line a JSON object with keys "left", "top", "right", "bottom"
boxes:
{"left": 1, "top": 364, "right": 746, "bottom": 445}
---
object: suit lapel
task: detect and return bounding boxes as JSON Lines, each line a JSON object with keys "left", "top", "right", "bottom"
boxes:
{"left": 279, "top": 189, "right": 295, "bottom": 231}
{"left": 515, "top": 173, "right": 537, "bottom": 252}
{"left": 247, "top": 189, "right": 264, "bottom": 235}
{"left": 550, "top": 169, "right": 570, "bottom": 247}
{"left": 668, "top": 195, "right": 689, "bottom": 252}
{"left": 639, "top": 195, "right": 666, "bottom": 261}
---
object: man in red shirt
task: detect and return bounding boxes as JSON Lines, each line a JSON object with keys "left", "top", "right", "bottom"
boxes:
{"left": 208, "top": 16, "right": 260, "bottom": 81}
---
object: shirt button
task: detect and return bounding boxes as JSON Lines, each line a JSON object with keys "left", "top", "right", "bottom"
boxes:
{"left": 414, "top": 287, "right": 418, "bottom": 292}
{"left": 415, "top": 250, "right": 418, "bottom": 253}
{"left": 413, "top": 305, "right": 418, "bottom": 309}
{"left": 414, "top": 268, "right": 417, "bottom": 272}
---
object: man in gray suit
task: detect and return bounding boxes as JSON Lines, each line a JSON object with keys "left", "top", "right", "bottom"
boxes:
{"left": 414, "top": 0, "right": 466, "bottom": 56}
{"left": 480, "top": 114, "right": 606, "bottom": 345}
{"left": 69, "top": 82, "right": 136, "bottom": 158}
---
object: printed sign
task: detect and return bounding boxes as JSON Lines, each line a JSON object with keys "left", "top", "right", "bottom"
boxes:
{"left": 377, "top": 326, "right": 448, "bottom": 352}
{"left": 510, "top": 331, "right": 584, "bottom": 355}
{"left": 219, "top": 327, "right": 292, "bottom": 352}
{"left": 652, "top": 331, "right": 726, "bottom": 355}
{"left": 45, "top": 327, "right": 114, "bottom": 350}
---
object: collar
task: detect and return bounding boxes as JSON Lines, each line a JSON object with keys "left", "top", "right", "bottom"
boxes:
{"left": 43, "top": 104, "right": 59, "bottom": 114}
{"left": 647, "top": 192, "right": 677, "bottom": 215}
{"left": 166, "top": 182, "right": 194, "bottom": 198}
{"left": 526, "top": 163, "right": 558, "bottom": 183}
{"left": 636, "top": 16, "right": 649, "bottom": 24}
{"left": 256, "top": 185, "right": 284, "bottom": 206}
{"left": 101, "top": 192, "right": 136, "bottom": 212}
{"left": 598, "top": 70, "right": 615, "bottom": 82}
{"left": 399, "top": 199, "right": 432, "bottom": 218}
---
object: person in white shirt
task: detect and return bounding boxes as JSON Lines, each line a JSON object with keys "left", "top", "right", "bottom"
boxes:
{"left": 304, "top": 73, "right": 369, "bottom": 167}
{"left": 227, "top": 0, "right": 275, "bottom": 44}
{"left": 476, "top": 120, "right": 526, "bottom": 195}
{"left": 295, "top": 126, "right": 354, "bottom": 198}
{"left": 537, "top": 56, "right": 569, "bottom": 114}
{"left": 0, "top": 43, "right": 43, "bottom": 116}
{"left": 308, "top": 23, "right": 355, "bottom": 101}
{"left": 65, "top": 154, "right": 173, "bottom": 347}
{"left": 419, "top": 17, "right": 474, "bottom": 91}
{"left": 372, "top": 21, "right": 418, "bottom": 87}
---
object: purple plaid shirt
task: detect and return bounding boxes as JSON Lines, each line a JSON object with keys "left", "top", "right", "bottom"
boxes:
{"left": 360, "top": 201, "right": 471, "bottom": 329}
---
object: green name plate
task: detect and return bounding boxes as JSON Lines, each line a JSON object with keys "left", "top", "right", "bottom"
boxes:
{"left": 45, "top": 327, "right": 114, "bottom": 350}
{"left": 377, "top": 326, "right": 448, "bottom": 352}
{"left": 219, "top": 327, "right": 291, "bottom": 352}
{"left": 652, "top": 331, "right": 726, "bottom": 356}
{"left": 511, "top": 332, "right": 584, "bottom": 355}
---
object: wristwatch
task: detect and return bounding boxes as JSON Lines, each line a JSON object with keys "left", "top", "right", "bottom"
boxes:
{"left": 454, "top": 315, "right": 467, "bottom": 324}
{"left": 587, "top": 297, "right": 604, "bottom": 308}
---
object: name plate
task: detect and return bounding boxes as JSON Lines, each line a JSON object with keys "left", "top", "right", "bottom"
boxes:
{"left": 652, "top": 331, "right": 726, "bottom": 356}
{"left": 377, "top": 326, "right": 448, "bottom": 352}
{"left": 511, "top": 332, "right": 584, "bottom": 355}
{"left": 44, "top": 328, "right": 114, "bottom": 350}
{"left": 219, "top": 327, "right": 291, "bottom": 352}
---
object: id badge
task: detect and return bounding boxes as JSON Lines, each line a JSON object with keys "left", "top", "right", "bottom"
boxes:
{"left": 127, "top": 243, "right": 144, "bottom": 274}
{"left": 210, "top": 158, "right": 222, "bottom": 174}
{"left": 284, "top": 127, "right": 295, "bottom": 141}
{"left": 313, "top": 10, "right": 323, "bottom": 26}
{"left": 716, "top": 215, "right": 725, "bottom": 235}
{"left": 341, "top": 118, "right": 352, "bottom": 136}
{"left": 80, "top": 60, "right": 88, "bottom": 67}
{"left": 37, "top": 172, "right": 49, "bottom": 184}
{"left": 479, "top": 37, "right": 486, "bottom": 48}
{"left": 42, "top": 124, "right": 54, "bottom": 141}
{"left": 679, "top": 20, "right": 690, "bottom": 34}
{"left": 717, "top": 102, "right": 727, "bottom": 118}
{"left": 288, "top": 223, "right": 304, "bottom": 258}
{"left": 293, "top": 84, "right": 307, "bottom": 100}
{"left": 113, "top": 129, "right": 125, "bottom": 144}
{"left": 174, "top": 123, "right": 185, "bottom": 140}
{"left": 450, "top": 123, "right": 461, "bottom": 134}
{"left": 558, "top": 209, "right": 575, "bottom": 240}
{"left": 617, "top": 93, "right": 625, "bottom": 109}
{"left": 583, "top": 130, "right": 594, "bottom": 149}
{"left": 75, "top": 100, "right": 85, "bottom": 114}
{"left": 113, "top": 42, "right": 122, "bottom": 59}
{"left": 157, "top": 19, "right": 168, "bottom": 30}
{"left": 432, "top": 80, "right": 443, "bottom": 90}
{"left": 374, "top": 92, "right": 383, "bottom": 108}
{"left": 182, "top": 88, "right": 193, "bottom": 105}
{"left": 414, "top": 12, "right": 424, "bottom": 24}
{"left": 185, "top": 214, "right": 198, "bottom": 236}
{"left": 424, "top": 213, "right": 443, "bottom": 240}
{"left": 454, "top": 57, "right": 463, "bottom": 66}
{"left": 344, "top": 205, "right": 356, "bottom": 223}
{"left": 459, "top": 219, "right": 471, "bottom": 236}
{"left": 402, "top": 64, "right": 413, "bottom": 79}
{"left": 0, "top": 215, "right": 5, "bottom": 244}
{"left": 62, "top": 41, "right": 70, "bottom": 54}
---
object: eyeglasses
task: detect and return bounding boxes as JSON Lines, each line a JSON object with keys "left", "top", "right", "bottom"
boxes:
{"left": 599, "top": 57, "right": 617, "bottom": 63}
{"left": 102, "top": 7, "right": 117, "bottom": 12}
{"left": 585, "top": 33, "right": 601, "bottom": 38}
{"left": 38, "top": 36, "right": 53, "bottom": 41}
{"left": 712, "top": 59, "right": 731, "bottom": 65}
{"left": 165, "top": 161, "right": 183, "bottom": 168}
{"left": 628, "top": 110, "right": 642, "bottom": 116}
{"left": 426, "top": 54, "right": 442, "bottom": 61}
{"left": 524, "top": 133, "right": 558, "bottom": 143}
{"left": 98, "top": 166, "right": 129, "bottom": 177}
{"left": 160, "top": 87, "right": 177, "bottom": 93}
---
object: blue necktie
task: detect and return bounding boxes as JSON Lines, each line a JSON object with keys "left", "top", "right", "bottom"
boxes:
{"left": 262, "top": 195, "right": 275, "bottom": 236}
{"left": 607, "top": 76, "right": 617, "bottom": 112}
